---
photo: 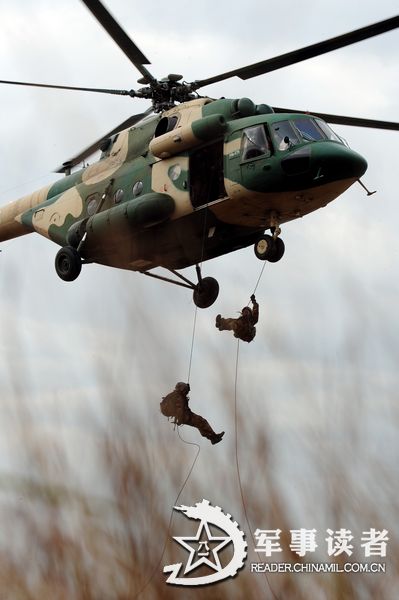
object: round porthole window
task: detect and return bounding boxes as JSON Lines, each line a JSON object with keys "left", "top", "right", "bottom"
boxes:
{"left": 114, "top": 189, "right": 124, "bottom": 204}
{"left": 86, "top": 194, "right": 99, "bottom": 215}
{"left": 132, "top": 181, "right": 143, "bottom": 197}
{"left": 169, "top": 164, "right": 181, "bottom": 181}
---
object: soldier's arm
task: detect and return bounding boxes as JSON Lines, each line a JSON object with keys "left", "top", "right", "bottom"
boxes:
{"left": 252, "top": 298, "right": 259, "bottom": 324}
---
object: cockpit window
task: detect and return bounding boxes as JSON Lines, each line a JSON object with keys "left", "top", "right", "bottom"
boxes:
{"left": 314, "top": 119, "right": 342, "bottom": 143}
{"left": 272, "top": 117, "right": 344, "bottom": 151}
{"left": 271, "top": 121, "right": 300, "bottom": 151}
{"left": 292, "top": 118, "right": 325, "bottom": 142}
{"left": 241, "top": 125, "right": 271, "bottom": 160}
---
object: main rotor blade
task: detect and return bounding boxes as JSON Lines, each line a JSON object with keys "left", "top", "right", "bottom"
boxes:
{"left": 81, "top": 0, "right": 156, "bottom": 83}
{"left": 0, "top": 78, "right": 136, "bottom": 96}
{"left": 193, "top": 16, "right": 399, "bottom": 88}
{"left": 272, "top": 107, "right": 399, "bottom": 131}
{"left": 55, "top": 108, "right": 153, "bottom": 173}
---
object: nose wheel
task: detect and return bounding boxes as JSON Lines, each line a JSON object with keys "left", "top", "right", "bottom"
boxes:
{"left": 254, "top": 234, "right": 285, "bottom": 262}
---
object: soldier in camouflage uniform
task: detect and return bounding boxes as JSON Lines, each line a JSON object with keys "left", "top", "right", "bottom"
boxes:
{"left": 160, "top": 382, "right": 224, "bottom": 445}
{"left": 215, "top": 294, "right": 259, "bottom": 343}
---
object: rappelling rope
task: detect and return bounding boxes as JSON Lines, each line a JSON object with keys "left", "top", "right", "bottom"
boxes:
{"left": 135, "top": 210, "right": 210, "bottom": 597}
{"left": 134, "top": 431, "right": 201, "bottom": 598}
{"left": 140, "top": 224, "right": 270, "bottom": 596}
{"left": 135, "top": 279, "right": 203, "bottom": 596}
{"left": 139, "top": 205, "right": 211, "bottom": 590}
{"left": 234, "top": 263, "right": 280, "bottom": 600}
{"left": 187, "top": 305, "right": 198, "bottom": 384}
{"left": 135, "top": 206, "right": 210, "bottom": 593}
{"left": 187, "top": 203, "right": 209, "bottom": 383}
{"left": 252, "top": 260, "right": 267, "bottom": 297}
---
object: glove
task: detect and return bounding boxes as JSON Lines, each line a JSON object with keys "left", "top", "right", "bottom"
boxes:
{"left": 250, "top": 294, "right": 256, "bottom": 302}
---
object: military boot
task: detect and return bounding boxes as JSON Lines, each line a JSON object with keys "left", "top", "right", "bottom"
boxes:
{"left": 211, "top": 431, "right": 225, "bottom": 445}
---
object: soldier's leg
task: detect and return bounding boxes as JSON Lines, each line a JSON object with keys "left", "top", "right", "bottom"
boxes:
{"left": 186, "top": 411, "right": 224, "bottom": 444}
{"left": 216, "top": 317, "right": 238, "bottom": 332}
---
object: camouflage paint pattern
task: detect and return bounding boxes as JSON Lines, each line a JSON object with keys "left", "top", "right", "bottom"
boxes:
{"left": 0, "top": 97, "right": 367, "bottom": 273}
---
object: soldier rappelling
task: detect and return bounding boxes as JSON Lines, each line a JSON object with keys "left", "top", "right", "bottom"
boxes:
{"left": 160, "top": 382, "right": 224, "bottom": 445}
{"left": 215, "top": 294, "right": 259, "bottom": 343}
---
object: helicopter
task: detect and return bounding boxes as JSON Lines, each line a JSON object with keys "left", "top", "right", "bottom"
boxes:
{"left": 0, "top": 2, "right": 398, "bottom": 308}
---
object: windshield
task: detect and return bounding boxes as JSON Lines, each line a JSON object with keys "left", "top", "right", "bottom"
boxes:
{"left": 314, "top": 118, "right": 343, "bottom": 143}
{"left": 292, "top": 118, "right": 325, "bottom": 142}
{"left": 271, "top": 117, "right": 344, "bottom": 151}
{"left": 271, "top": 121, "right": 300, "bottom": 151}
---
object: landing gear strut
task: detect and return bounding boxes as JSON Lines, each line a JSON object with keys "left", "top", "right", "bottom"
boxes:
{"left": 143, "top": 264, "right": 219, "bottom": 309}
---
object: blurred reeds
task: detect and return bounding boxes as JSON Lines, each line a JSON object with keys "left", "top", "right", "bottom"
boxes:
{"left": 0, "top": 271, "right": 398, "bottom": 600}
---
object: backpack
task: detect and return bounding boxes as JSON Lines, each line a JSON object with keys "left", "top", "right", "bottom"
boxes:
{"left": 160, "top": 393, "right": 177, "bottom": 418}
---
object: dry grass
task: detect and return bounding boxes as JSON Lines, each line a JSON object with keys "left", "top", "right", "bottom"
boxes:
{"left": 0, "top": 270, "right": 397, "bottom": 600}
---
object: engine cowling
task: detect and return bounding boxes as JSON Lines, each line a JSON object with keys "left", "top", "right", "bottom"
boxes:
{"left": 149, "top": 114, "right": 227, "bottom": 158}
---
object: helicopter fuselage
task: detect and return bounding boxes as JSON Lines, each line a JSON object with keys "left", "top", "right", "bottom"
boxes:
{"left": 0, "top": 96, "right": 367, "bottom": 273}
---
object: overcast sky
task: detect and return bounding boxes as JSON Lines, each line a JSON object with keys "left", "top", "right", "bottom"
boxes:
{"left": 0, "top": 1, "right": 398, "bottom": 576}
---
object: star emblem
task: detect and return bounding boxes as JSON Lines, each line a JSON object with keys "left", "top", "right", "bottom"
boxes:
{"left": 173, "top": 519, "right": 231, "bottom": 574}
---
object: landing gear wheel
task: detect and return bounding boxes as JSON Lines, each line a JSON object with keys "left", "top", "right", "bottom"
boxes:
{"left": 193, "top": 277, "right": 219, "bottom": 309}
{"left": 55, "top": 246, "right": 82, "bottom": 281}
{"left": 254, "top": 235, "right": 285, "bottom": 263}
{"left": 254, "top": 235, "right": 274, "bottom": 261}
{"left": 267, "top": 237, "right": 285, "bottom": 263}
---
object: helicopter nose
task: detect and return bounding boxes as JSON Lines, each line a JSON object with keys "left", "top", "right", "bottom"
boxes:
{"left": 281, "top": 143, "right": 367, "bottom": 182}
{"left": 311, "top": 143, "right": 368, "bottom": 180}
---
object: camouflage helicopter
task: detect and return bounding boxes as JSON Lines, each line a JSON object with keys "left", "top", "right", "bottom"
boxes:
{"left": 0, "top": 3, "right": 398, "bottom": 308}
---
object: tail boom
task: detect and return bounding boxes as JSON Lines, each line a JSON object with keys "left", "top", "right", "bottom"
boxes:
{"left": 0, "top": 185, "right": 51, "bottom": 242}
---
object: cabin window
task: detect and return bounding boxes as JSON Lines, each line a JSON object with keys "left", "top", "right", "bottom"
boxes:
{"left": 169, "top": 164, "right": 182, "bottom": 181}
{"left": 241, "top": 125, "right": 271, "bottom": 161}
{"left": 132, "top": 181, "right": 143, "bottom": 197}
{"left": 113, "top": 189, "right": 124, "bottom": 204}
{"left": 86, "top": 193, "right": 100, "bottom": 215}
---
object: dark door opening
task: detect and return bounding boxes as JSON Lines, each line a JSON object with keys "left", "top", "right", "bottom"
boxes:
{"left": 189, "top": 141, "right": 225, "bottom": 208}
